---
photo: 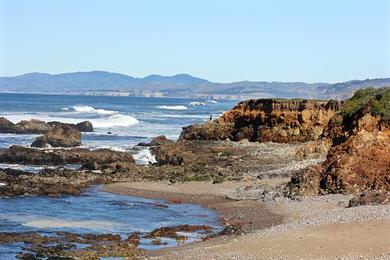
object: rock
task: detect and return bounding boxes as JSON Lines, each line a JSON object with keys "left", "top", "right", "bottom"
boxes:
{"left": 287, "top": 88, "right": 390, "bottom": 197}
{"left": 0, "top": 117, "right": 94, "bottom": 135}
{"left": 137, "top": 135, "right": 173, "bottom": 147}
{"left": 75, "top": 121, "right": 93, "bottom": 132}
{"left": 31, "top": 124, "right": 81, "bottom": 148}
{"left": 0, "top": 117, "right": 19, "bottom": 133}
{"left": 348, "top": 190, "right": 390, "bottom": 207}
{"left": 15, "top": 119, "right": 49, "bottom": 134}
{"left": 179, "top": 99, "right": 343, "bottom": 143}
{"left": 0, "top": 145, "right": 135, "bottom": 171}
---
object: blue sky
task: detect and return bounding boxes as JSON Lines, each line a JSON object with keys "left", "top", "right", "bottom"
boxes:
{"left": 0, "top": 0, "right": 389, "bottom": 82}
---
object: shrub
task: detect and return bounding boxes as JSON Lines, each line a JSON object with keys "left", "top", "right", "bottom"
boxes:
{"left": 342, "top": 87, "right": 390, "bottom": 122}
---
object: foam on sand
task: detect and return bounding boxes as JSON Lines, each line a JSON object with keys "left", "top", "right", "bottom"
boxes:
{"left": 156, "top": 105, "right": 188, "bottom": 110}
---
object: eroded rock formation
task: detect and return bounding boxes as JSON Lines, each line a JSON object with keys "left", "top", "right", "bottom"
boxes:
{"left": 179, "top": 99, "right": 343, "bottom": 143}
{"left": 287, "top": 88, "right": 390, "bottom": 204}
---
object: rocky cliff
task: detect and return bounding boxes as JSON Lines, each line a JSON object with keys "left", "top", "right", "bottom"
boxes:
{"left": 288, "top": 88, "right": 390, "bottom": 204}
{"left": 180, "top": 99, "right": 343, "bottom": 143}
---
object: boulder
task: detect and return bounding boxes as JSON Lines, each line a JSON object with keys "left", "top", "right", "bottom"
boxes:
{"left": 31, "top": 124, "right": 81, "bottom": 148}
{"left": 15, "top": 119, "right": 49, "bottom": 134}
{"left": 0, "top": 117, "right": 18, "bottom": 133}
{"left": 75, "top": 121, "right": 94, "bottom": 132}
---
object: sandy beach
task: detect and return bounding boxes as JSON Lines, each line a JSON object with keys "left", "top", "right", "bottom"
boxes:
{"left": 104, "top": 181, "right": 390, "bottom": 259}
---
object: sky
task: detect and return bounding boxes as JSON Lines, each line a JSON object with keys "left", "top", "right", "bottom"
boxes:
{"left": 0, "top": 0, "right": 389, "bottom": 83}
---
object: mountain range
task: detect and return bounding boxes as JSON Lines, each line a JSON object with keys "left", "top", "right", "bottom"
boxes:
{"left": 0, "top": 71, "right": 389, "bottom": 100}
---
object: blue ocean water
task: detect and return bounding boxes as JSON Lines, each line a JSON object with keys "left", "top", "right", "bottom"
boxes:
{"left": 0, "top": 93, "right": 234, "bottom": 257}
{"left": 0, "top": 93, "right": 235, "bottom": 151}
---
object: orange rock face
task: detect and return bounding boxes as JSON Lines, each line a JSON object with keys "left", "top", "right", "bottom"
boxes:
{"left": 320, "top": 114, "right": 390, "bottom": 194}
{"left": 180, "top": 99, "right": 343, "bottom": 143}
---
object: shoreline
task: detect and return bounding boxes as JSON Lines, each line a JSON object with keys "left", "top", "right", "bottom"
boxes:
{"left": 103, "top": 181, "right": 390, "bottom": 259}
{"left": 103, "top": 181, "right": 284, "bottom": 233}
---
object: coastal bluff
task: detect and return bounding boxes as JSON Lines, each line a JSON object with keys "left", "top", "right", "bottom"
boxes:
{"left": 179, "top": 98, "right": 343, "bottom": 143}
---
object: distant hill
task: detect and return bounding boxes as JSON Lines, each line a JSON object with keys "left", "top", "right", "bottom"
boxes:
{"left": 0, "top": 71, "right": 389, "bottom": 100}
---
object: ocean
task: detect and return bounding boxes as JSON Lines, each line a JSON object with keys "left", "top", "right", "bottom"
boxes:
{"left": 0, "top": 93, "right": 236, "bottom": 257}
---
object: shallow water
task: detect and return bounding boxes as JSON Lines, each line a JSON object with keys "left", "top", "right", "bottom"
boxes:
{"left": 0, "top": 186, "right": 222, "bottom": 257}
{"left": 0, "top": 94, "right": 232, "bottom": 258}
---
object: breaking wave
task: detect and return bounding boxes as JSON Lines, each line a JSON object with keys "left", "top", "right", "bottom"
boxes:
{"left": 156, "top": 105, "right": 188, "bottom": 110}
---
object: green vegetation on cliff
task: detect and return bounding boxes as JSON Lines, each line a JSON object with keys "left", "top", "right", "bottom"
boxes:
{"left": 342, "top": 87, "right": 390, "bottom": 122}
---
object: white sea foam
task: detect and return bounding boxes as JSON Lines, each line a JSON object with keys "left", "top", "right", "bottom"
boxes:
{"left": 4, "top": 108, "right": 139, "bottom": 129}
{"left": 207, "top": 100, "right": 218, "bottom": 103}
{"left": 156, "top": 105, "right": 188, "bottom": 110}
{"left": 71, "top": 105, "right": 116, "bottom": 115}
{"left": 133, "top": 148, "right": 157, "bottom": 165}
{"left": 89, "top": 114, "right": 139, "bottom": 128}
{"left": 190, "top": 102, "right": 206, "bottom": 106}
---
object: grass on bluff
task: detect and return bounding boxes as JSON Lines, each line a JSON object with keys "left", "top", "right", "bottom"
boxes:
{"left": 342, "top": 87, "right": 390, "bottom": 122}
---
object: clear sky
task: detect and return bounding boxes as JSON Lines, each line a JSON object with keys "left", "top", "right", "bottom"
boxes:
{"left": 0, "top": 0, "right": 389, "bottom": 83}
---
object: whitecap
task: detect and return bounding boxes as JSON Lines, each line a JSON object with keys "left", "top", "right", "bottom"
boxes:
{"left": 189, "top": 102, "right": 206, "bottom": 106}
{"left": 133, "top": 148, "right": 157, "bottom": 165}
{"left": 89, "top": 114, "right": 139, "bottom": 128}
{"left": 156, "top": 105, "right": 188, "bottom": 110}
{"left": 4, "top": 110, "right": 139, "bottom": 129}
{"left": 207, "top": 100, "right": 218, "bottom": 103}
{"left": 71, "top": 105, "right": 116, "bottom": 115}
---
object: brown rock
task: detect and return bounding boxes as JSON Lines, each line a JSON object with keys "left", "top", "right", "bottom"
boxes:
{"left": 15, "top": 119, "right": 49, "bottom": 134}
{"left": 0, "top": 117, "right": 18, "bottom": 133}
{"left": 31, "top": 124, "right": 81, "bottom": 148}
{"left": 179, "top": 99, "right": 343, "bottom": 143}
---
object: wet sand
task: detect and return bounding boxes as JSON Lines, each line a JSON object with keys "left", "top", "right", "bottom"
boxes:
{"left": 103, "top": 181, "right": 283, "bottom": 232}
{"left": 103, "top": 181, "right": 390, "bottom": 259}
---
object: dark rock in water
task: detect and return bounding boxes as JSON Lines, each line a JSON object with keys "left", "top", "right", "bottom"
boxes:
{"left": 2, "top": 231, "right": 143, "bottom": 259}
{"left": 15, "top": 119, "right": 50, "bottom": 134}
{"left": 0, "top": 117, "right": 19, "bottom": 133}
{"left": 31, "top": 124, "right": 81, "bottom": 148}
{"left": 107, "top": 131, "right": 112, "bottom": 134}
{"left": 75, "top": 121, "right": 93, "bottom": 132}
{"left": 0, "top": 145, "right": 135, "bottom": 172}
{"left": 137, "top": 135, "right": 172, "bottom": 147}
{"left": 0, "top": 116, "right": 94, "bottom": 135}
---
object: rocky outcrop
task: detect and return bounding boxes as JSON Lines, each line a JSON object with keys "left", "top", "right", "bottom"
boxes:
{"left": 0, "top": 117, "right": 94, "bottom": 134}
{"left": 287, "top": 88, "right": 390, "bottom": 202}
{"left": 32, "top": 124, "right": 82, "bottom": 147}
{"left": 179, "top": 99, "right": 343, "bottom": 143}
{"left": 0, "top": 117, "right": 19, "bottom": 133}
{"left": 15, "top": 119, "right": 50, "bottom": 133}
{"left": 0, "top": 145, "right": 135, "bottom": 172}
